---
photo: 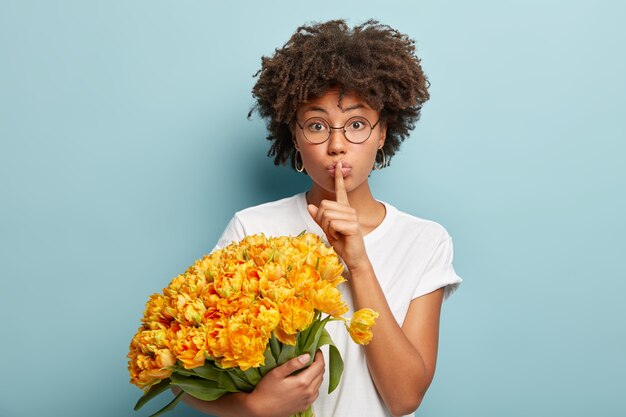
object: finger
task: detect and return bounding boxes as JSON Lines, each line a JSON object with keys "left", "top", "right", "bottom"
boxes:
{"left": 297, "top": 352, "right": 325, "bottom": 380}
{"left": 327, "top": 219, "right": 358, "bottom": 238}
{"left": 335, "top": 161, "right": 350, "bottom": 206}
{"left": 307, "top": 204, "right": 319, "bottom": 224}
{"left": 320, "top": 211, "right": 353, "bottom": 237}
{"left": 313, "top": 350, "right": 325, "bottom": 366}
{"left": 274, "top": 353, "right": 311, "bottom": 377}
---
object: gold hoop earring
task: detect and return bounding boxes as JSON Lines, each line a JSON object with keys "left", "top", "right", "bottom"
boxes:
{"left": 295, "top": 150, "right": 305, "bottom": 173}
{"left": 374, "top": 147, "right": 386, "bottom": 171}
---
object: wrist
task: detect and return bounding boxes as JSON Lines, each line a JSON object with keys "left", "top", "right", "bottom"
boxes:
{"left": 242, "top": 391, "right": 262, "bottom": 417}
{"left": 346, "top": 257, "right": 373, "bottom": 276}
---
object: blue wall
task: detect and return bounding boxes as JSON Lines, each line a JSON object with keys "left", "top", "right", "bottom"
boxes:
{"left": 1, "top": 1, "right": 625, "bottom": 416}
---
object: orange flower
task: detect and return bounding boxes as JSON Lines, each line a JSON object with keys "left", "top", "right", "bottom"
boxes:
{"left": 220, "top": 315, "right": 269, "bottom": 370}
{"left": 260, "top": 261, "right": 285, "bottom": 282}
{"left": 216, "top": 293, "right": 255, "bottom": 317}
{"left": 128, "top": 328, "right": 176, "bottom": 388}
{"left": 347, "top": 308, "right": 379, "bottom": 345}
{"left": 248, "top": 298, "right": 281, "bottom": 334}
{"left": 276, "top": 296, "right": 315, "bottom": 344}
{"left": 241, "top": 266, "right": 261, "bottom": 295}
{"left": 316, "top": 255, "right": 345, "bottom": 285}
{"left": 307, "top": 280, "right": 348, "bottom": 317}
{"left": 142, "top": 293, "right": 173, "bottom": 330}
{"left": 187, "top": 252, "right": 221, "bottom": 282}
{"left": 288, "top": 264, "right": 320, "bottom": 293}
{"left": 260, "top": 277, "right": 295, "bottom": 304}
{"left": 213, "top": 264, "right": 246, "bottom": 298}
{"left": 171, "top": 326, "right": 206, "bottom": 369}
{"left": 164, "top": 273, "right": 207, "bottom": 299}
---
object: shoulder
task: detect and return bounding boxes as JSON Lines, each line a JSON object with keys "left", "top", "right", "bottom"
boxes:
{"left": 383, "top": 201, "right": 452, "bottom": 245}
{"left": 233, "top": 193, "right": 304, "bottom": 223}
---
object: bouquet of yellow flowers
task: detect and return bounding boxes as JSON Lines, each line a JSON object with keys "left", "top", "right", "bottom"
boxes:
{"left": 128, "top": 232, "right": 378, "bottom": 417}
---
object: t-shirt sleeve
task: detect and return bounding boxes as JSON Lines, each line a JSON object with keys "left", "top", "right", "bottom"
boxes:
{"left": 212, "top": 214, "right": 246, "bottom": 252}
{"left": 412, "top": 234, "right": 463, "bottom": 302}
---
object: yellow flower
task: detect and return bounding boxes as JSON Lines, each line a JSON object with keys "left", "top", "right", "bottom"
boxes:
{"left": 347, "top": 308, "right": 379, "bottom": 345}
{"left": 248, "top": 298, "right": 280, "bottom": 334}
{"left": 187, "top": 252, "right": 221, "bottom": 282}
{"left": 316, "top": 255, "right": 345, "bottom": 285}
{"left": 128, "top": 328, "right": 176, "bottom": 388}
{"left": 204, "top": 316, "right": 229, "bottom": 360}
{"left": 241, "top": 266, "right": 261, "bottom": 295}
{"left": 307, "top": 280, "right": 348, "bottom": 317}
{"left": 260, "top": 261, "right": 285, "bottom": 282}
{"left": 171, "top": 326, "right": 207, "bottom": 369}
{"left": 216, "top": 293, "right": 255, "bottom": 317}
{"left": 220, "top": 315, "right": 269, "bottom": 370}
{"left": 260, "top": 277, "right": 295, "bottom": 304}
{"left": 142, "top": 294, "right": 173, "bottom": 330}
{"left": 164, "top": 273, "right": 207, "bottom": 299}
{"left": 176, "top": 295, "right": 207, "bottom": 326}
{"left": 288, "top": 264, "right": 320, "bottom": 293}
{"left": 276, "top": 296, "right": 315, "bottom": 344}
{"left": 213, "top": 264, "right": 246, "bottom": 298}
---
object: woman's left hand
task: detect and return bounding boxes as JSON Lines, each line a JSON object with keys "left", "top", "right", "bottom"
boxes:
{"left": 307, "top": 161, "right": 369, "bottom": 271}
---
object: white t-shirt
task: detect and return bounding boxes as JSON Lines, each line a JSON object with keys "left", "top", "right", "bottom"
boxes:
{"left": 214, "top": 193, "right": 462, "bottom": 417}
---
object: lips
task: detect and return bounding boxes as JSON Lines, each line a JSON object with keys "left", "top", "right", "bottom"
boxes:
{"left": 327, "top": 161, "right": 352, "bottom": 177}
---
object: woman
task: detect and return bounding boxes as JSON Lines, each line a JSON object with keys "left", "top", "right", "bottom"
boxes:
{"left": 181, "top": 19, "right": 462, "bottom": 417}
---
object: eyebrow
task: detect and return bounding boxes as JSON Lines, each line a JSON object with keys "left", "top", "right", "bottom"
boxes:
{"left": 302, "top": 103, "right": 367, "bottom": 115}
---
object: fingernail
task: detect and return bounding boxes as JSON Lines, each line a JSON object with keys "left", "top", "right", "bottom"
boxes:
{"left": 298, "top": 353, "right": 310, "bottom": 364}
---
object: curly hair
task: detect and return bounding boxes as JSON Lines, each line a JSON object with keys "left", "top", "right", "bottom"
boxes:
{"left": 249, "top": 19, "right": 430, "bottom": 170}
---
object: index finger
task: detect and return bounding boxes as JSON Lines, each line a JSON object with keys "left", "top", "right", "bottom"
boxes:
{"left": 335, "top": 161, "right": 350, "bottom": 205}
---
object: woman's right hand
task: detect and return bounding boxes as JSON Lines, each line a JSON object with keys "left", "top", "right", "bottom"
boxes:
{"left": 245, "top": 350, "right": 325, "bottom": 417}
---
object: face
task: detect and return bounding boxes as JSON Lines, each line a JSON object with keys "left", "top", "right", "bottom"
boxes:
{"left": 293, "top": 88, "right": 386, "bottom": 196}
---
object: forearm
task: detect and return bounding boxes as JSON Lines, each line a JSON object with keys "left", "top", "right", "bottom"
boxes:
{"left": 348, "top": 261, "right": 433, "bottom": 416}
{"left": 173, "top": 388, "right": 257, "bottom": 417}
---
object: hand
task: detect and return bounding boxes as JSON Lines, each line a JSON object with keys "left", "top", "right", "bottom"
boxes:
{"left": 247, "top": 351, "right": 325, "bottom": 417}
{"left": 307, "top": 161, "right": 368, "bottom": 270}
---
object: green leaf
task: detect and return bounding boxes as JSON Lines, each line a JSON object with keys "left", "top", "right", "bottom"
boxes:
{"left": 226, "top": 368, "right": 255, "bottom": 391}
{"left": 191, "top": 363, "right": 224, "bottom": 381}
{"left": 147, "top": 390, "right": 184, "bottom": 417}
{"left": 317, "top": 329, "right": 344, "bottom": 394}
{"left": 297, "top": 230, "right": 306, "bottom": 237}
{"left": 243, "top": 367, "right": 262, "bottom": 385}
{"left": 134, "top": 378, "right": 171, "bottom": 411}
{"left": 301, "top": 316, "right": 331, "bottom": 358}
{"left": 269, "top": 332, "right": 281, "bottom": 361}
{"left": 170, "top": 374, "right": 229, "bottom": 401}
{"left": 258, "top": 345, "right": 277, "bottom": 377}
{"left": 277, "top": 343, "right": 296, "bottom": 366}
{"left": 217, "top": 371, "right": 240, "bottom": 392}
{"left": 327, "top": 342, "right": 344, "bottom": 393}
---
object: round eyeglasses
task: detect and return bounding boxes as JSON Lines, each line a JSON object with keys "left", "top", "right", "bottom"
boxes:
{"left": 295, "top": 116, "right": 380, "bottom": 144}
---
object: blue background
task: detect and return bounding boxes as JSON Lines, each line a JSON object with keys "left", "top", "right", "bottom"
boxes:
{"left": 1, "top": 1, "right": 625, "bottom": 416}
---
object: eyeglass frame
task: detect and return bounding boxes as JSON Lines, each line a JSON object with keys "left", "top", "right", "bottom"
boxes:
{"left": 294, "top": 116, "right": 381, "bottom": 145}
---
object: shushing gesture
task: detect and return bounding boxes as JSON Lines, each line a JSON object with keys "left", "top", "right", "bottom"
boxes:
{"left": 307, "top": 161, "right": 369, "bottom": 271}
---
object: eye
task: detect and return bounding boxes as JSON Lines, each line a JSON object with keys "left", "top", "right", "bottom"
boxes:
{"left": 305, "top": 119, "right": 328, "bottom": 132}
{"left": 347, "top": 118, "right": 368, "bottom": 131}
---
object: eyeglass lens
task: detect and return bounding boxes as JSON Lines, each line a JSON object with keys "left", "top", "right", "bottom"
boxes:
{"left": 301, "top": 117, "right": 373, "bottom": 144}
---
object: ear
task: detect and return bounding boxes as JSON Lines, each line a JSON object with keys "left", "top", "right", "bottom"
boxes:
{"left": 378, "top": 121, "right": 387, "bottom": 149}
{"left": 290, "top": 122, "right": 300, "bottom": 150}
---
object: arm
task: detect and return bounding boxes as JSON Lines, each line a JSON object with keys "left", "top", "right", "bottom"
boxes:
{"left": 307, "top": 162, "right": 445, "bottom": 416}
{"left": 173, "top": 351, "right": 325, "bottom": 417}
{"left": 349, "top": 262, "right": 444, "bottom": 416}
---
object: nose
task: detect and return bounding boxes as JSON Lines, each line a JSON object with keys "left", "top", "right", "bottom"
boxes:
{"left": 327, "top": 128, "right": 348, "bottom": 155}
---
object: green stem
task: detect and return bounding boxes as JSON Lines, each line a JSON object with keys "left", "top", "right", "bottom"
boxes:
{"left": 290, "top": 405, "right": 314, "bottom": 417}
